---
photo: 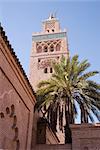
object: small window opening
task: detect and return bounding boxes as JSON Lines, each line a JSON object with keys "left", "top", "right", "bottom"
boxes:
{"left": 56, "top": 44, "right": 60, "bottom": 51}
{"left": 6, "top": 107, "right": 10, "bottom": 114}
{"left": 50, "top": 68, "right": 53, "bottom": 73}
{"left": 44, "top": 68, "right": 47, "bottom": 73}
{"left": 44, "top": 46, "right": 48, "bottom": 52}
{"left": 37, "top": 46, "right": 42, "bottom": 53}
{"left": 0, "top": 112, "right": 4, "bottom": 118}
{"left": 52, "top": 29, "right": 54, "bottom": 32}
{"left": 38, "top": 59, "right": 41, "bottom": 62}
{"left": 47, "top": 30, "right": 49, "bottom": 33}
{"left": 50, "top": 45, "right": 54, "bottom": 52}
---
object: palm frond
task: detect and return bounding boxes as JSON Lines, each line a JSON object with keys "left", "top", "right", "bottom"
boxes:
{"left": 36, "top": 54, "right": 100, "bottom": 126}
{"left": 79, "top": 71, "right": 99, "bottom": 81}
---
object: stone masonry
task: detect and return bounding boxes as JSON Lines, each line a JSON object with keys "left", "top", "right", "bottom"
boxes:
{"left": 0, "top": 25, "right": 36, "bottom": 150}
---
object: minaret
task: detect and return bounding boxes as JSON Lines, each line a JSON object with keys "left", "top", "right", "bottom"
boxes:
{"left": 29, "top": 14, "right": 69, "bottom": 90}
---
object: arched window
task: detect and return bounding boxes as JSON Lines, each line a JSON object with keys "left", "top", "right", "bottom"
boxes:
{"left": 10, "top": 104, "right": 15, "bottom": 117}
{"left": 56, "top": 44, "right": 60, "bottom": 51}
{"left": 57, "top": 56, "right": 59, "bottom": 60}
{"left": 37, "top": 46, "right": 42, "bottom": 53}
{"left": 38, "top": 59, "right": 41, "bottom": 62}
{"left": 50, "top": 45, "right": 54, "bottom": 52}
{"left": 52, "top": 29, "right": 54, "bottom": 32}
{"left": 6, "top": 107, "right": 10, "bottom": 114}
{"left": 0, "top": 112, "right": 4, "bottom": 118}
{"left": 44, "top": 46, "right": 48, "bottom": 52}
{"left": 50, "top": 68, "right": 53, "bottom": 73}
{"left": 44, "top": 68, "right": 47, "bottom": 73}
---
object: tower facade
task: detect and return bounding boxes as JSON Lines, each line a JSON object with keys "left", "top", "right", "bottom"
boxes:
{"left": 29, "top": 14, "right": 69, "bottom": 90}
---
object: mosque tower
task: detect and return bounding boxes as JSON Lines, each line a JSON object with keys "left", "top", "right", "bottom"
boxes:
{"left": 29, "top": 14, "right": 69, "bottom": 90}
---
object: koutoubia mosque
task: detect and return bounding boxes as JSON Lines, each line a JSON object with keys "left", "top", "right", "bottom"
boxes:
{"left": 29, "top": 14, "right": 69, "bottom": 90}
{"left": 0, "top": 15, "right": 100, "bottom": 150}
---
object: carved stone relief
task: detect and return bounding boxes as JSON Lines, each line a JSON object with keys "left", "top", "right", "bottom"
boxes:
{"left": 0, "top": 103, "right": 20, "bottom": 150}
{"left": 0, "top": 69, "right": 20, "bottom": 150}
{"left": 38, "top": 57, "right": 58, "bottom": 69}
{"left": 36, "top": 39, "right": 61, "bottom": 53}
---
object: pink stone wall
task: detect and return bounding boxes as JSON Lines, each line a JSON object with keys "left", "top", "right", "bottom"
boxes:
{"left": 34, "top": 144, "right": 71, "bottom": 150}
{"left": 0, "top": 35, "right": 36, "bottom": 150}
{"left": 71, "top": 123, "right": 100, "bottom": 150}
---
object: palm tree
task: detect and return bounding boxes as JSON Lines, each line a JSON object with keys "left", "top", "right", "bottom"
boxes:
{"left": 36, "top": 55, "right": 100, "bottom": 143}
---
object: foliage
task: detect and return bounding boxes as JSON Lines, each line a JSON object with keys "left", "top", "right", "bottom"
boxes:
{"left": 36, "top": 54, "right": 100, "bottom": 143}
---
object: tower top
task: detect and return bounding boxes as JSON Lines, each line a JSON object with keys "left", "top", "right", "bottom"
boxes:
{"left": 48, "top": 13, "right": 56, "bottom": 20}
{"left": 42, "top": 14, "right": 60, "bottom": 33}
{"left": 44, "top": 13, "right": 57, "bottom": 22}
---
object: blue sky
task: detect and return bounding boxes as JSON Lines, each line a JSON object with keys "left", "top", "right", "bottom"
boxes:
{"left": 0, "top": 0, "right": 100, "bottom": 83}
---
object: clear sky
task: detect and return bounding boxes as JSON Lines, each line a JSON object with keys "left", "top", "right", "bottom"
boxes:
{"left": 0, "top": 0, "right": 100, "bottom": 83}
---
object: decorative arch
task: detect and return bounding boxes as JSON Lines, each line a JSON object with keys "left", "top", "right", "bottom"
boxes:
{"left": 43, "top": 45, "right": 48, "bottom": 52}
{"left": 44, "top": 68, "right": 48, "bottom": 73}
{"left": 37, "top": 46, "right": 42, "bottom": 53}
{"left": 49, "top": 44, "right": 54, "bottom": 52}
{"left": 56, "top": 43, "right": 60, "bottom": 51}
{"left": 0, "top": 105, "right": 20, "bottom": 150}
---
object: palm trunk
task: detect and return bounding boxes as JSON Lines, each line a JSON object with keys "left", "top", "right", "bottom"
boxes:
{"left": 49, "top": 104, "right": 58, "bottom": 132}
{"left": 80, "top": 104, "right": 84, "bottom": 123}
{"left": 80, "top": 104, "right": 88, "bottom": 123}
{"left": 64, "top": 125, "right": 72, "bottom": 144}
{"left": 70, "top": 101, "right": 74, "bottom": 124}
{"left": 65, "top": 101, "right": 72, "bottom": 144}
{"left": 84, "top": 109, "right": 88, "bottom": 123}
{"left": 59, "top": 105, "right": 63, "bottom": 132}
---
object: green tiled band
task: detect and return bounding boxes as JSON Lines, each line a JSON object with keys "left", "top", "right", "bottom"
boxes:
{"left": 32, "top": 32, "right": 66, "bottom": 41}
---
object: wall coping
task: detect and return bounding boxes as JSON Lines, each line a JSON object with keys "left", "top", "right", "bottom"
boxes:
{"left": 70, "top": 123, "right": 100, "bottom": 130}
{"left": 0, "top": 24, "right": 36, "bottom": 104}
